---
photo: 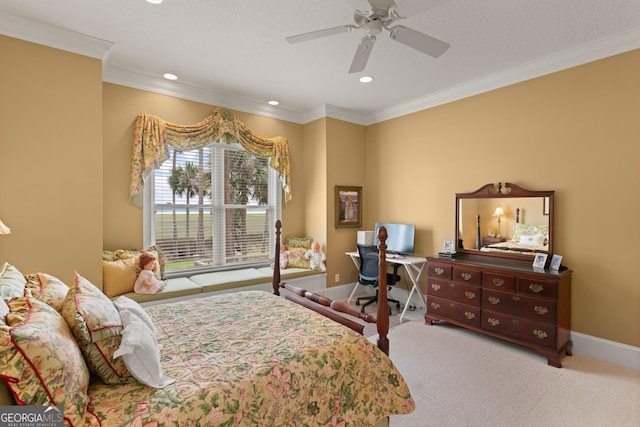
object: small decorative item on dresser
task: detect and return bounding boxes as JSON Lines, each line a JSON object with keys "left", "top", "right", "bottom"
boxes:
{"left": 533, "top": 253, "right": 548, "bottom": 269}
{"left": 550, "top": 254, "right": 563, "bottom": 271}
{"left": 442, "top": 239, "right": 455, "bottom": 254}
{"left": 439, "top": 240, "right": 457, "bottom": 259}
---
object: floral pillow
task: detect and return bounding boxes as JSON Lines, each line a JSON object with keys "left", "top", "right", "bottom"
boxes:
{"left": 24, "top": 272, "right": 69, "bottom": 312}
{"left": 61, "top": 273, "right": 131, "bottom": 384}
{"left": 0, "top": 297, "right": 94, "bottom": 426}
{"left": 284, "top": 236, "right": 313, "bottom": 269}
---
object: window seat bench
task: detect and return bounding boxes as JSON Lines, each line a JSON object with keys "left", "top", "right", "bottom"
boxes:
{"left": 114, "top": 267, "right": 325, "bottom": 306}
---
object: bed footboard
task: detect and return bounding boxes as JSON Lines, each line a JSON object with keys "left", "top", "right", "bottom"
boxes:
{"left": 272, "top": 220, "right": 390, "bottom": 355}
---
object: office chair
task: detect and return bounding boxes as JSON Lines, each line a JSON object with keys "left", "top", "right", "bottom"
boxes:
{"left": 355, "top": 244, "right": 401, "bottom": 315}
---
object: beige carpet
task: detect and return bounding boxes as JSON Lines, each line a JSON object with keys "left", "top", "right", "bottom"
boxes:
{"left": 374, "top": 320, "right": 640, "bottom": 427}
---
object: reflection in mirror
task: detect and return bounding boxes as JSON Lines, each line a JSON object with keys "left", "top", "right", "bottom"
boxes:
{"left": 456, "top": 183, "right": 554, "bottom": 260}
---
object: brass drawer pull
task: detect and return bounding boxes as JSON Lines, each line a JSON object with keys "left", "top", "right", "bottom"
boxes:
{"left": 465, "top": 312, "right": 475, "bottom": 320}
{"left": 431, "top": 283, "right": 441, "bottom": 291}
{"left": 487, "top": 318, "right": 500, "bottom": 327}
{"left": 534, "top": 306, "right": 549, "bottom": 315}
{"left": 492, "top": 278, "right": 504, "bottom": 287}
{"left": 434, "top": 267, "right": 445, "bottom": 275}
{"left": 529, "top": 284, "right": 544, "bottom": 293}
{"left": 488, "top": 296, "right": 500, "bottom": 305}
{"left": 465, "top": 291, "right": 476, "bottom": 300}
{"left": 461, "top": 272, "right": 472, "bottom": 281}
{"left": 533, "top": 330, "right": 548, "bottom": 339}
{"left": 430, "top": 302, "right": 440, "bottom": 310}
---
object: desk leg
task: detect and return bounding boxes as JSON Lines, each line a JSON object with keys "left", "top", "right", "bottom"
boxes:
{"left": 398, "top": 262, "right": 426, "bottom": 322}
{"left": 346, "top": 254, "right": 361, "bottom": 304}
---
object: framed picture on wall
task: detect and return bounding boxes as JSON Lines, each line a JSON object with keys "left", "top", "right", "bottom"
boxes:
{"left": 335, "top": 186, "right": 362, "bottom": 228}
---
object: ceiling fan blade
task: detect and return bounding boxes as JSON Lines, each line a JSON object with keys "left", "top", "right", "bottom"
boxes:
{"left": 388, "top": 25, "right": 450, "bottom": 58}
{"left": 349, "top": 35, "right": 377, "bottom": 73}
{"left": 389, "top": 0, "right": 450, "bottom": 20}
{"left": 286, "top": 25, "right": 357, "bottom": 44}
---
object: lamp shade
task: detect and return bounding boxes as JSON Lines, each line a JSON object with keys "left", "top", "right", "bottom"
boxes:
{"left": 493, "top": 206, "right": 505, "bottom": 217}
{"left": 0, "top": 219, "right": 10, "bottom": 235}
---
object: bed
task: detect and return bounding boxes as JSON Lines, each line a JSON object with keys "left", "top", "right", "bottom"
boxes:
{"left": 0, "top": 222, "right": 414, "bottom": 426}
{"left": 479, "top": 208, "right": 549, "bottom": 256}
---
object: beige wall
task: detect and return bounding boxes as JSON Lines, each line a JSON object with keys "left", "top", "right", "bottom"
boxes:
{"left": 364, "top": 49, "right": 640, "bottom": 347}
{"left": 0, "top": 36, "right": 103, "bottom": 284}
{"left": 1, "top": 33, "right": 638, "bottom": 347}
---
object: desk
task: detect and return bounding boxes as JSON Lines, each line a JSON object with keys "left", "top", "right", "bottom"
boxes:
{"left": 345, "top": 251, "right": 427, "bottom": 322}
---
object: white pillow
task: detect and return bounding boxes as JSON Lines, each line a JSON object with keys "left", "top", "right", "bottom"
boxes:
{"left": 112, "top": 295, "right": 157, "bottom": 336}
{"left": 113, "top": 310, "right": 174, "bottom": 388}
{"left": 0, "top": 262, "right": 27, "bottom": 302}
{"left": 518, "top": 234, "right": 545, "bottom": 246}
{"left": 0, "top": 298, "right": 8, "bottom": 319}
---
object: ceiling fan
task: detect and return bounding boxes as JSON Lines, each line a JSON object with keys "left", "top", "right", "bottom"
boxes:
{"left": 286, "top": 0, "right": 451, "bottom": 73}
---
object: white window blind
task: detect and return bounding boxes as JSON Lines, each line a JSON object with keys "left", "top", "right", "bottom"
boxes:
{"left": 148, "top": 144, "right": 280, "bottom": 276}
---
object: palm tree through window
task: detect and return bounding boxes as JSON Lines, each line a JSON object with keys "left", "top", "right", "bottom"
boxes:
{"left": 150, "top": 144, "right": 279, "bottom": 275}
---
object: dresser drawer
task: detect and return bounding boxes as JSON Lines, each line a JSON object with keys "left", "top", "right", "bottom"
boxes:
{"left": 482, "top": 310, "right": 557, "bottom": 349}
{"left": 517, "top": 277, "right": 558, "bottom": 299}
{"left": 428, "top": 279, "right": 480, "bottom": 307}
{"left": 482, "top": 272, "right": 516, "bottom": 292}
{"left": 428, "top": 262, "right": 453, "bottom": 280}
{"left": 427, "top": 295, "right": 481, "bottom": 327}
{"left": 483, "top": 289, "right": 556, "bottom": 323}
{"left": 452, "top": 266, "right": 482, "bottom": 286}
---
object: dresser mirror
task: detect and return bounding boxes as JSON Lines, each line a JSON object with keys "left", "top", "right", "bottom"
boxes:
{"left": 456, "top": 183, "right": 554, "bottom": 261}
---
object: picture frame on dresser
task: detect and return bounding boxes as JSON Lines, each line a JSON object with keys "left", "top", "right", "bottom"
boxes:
{"left": 442, "top": 239, "right": 455, "bottom": 254}
{"left": 550, "top": 254, "right": 563, "bottom": 271}
{"left": 533, "top": 253, "right": 548, "bottom": 268}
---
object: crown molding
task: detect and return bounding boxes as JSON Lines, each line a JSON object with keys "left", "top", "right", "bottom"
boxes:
{"left": 102, "top": 66, "right": 305, "bottom": 124}
{"left": 3, "top": 11, "right": 639, "bottom": 126}
{"left": 0, "top": 11, "right": 113, "bottom": 60}
{"left": 367, "top": 27, "right": 640, "bottom": 125}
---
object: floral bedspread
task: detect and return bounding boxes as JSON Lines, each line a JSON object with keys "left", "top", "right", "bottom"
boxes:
{"left": 87, "top": 291, "right": 414, "bottom": 426}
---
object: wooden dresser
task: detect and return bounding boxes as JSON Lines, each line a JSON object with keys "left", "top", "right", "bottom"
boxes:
{"left": 424, "top": 254, "right": 572, "bottom": 367}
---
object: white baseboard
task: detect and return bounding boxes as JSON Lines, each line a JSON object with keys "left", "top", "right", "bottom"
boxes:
{"left": 570, "top": 331, "right": 640, "bottom": 371}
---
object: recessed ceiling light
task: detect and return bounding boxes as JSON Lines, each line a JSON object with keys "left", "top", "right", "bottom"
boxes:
{"left": 163, "top": 73, "right": 178, "bottom": 80}
{"left": 360, "top": 76, "right": 374, "bottom": 83}
{"left": 146, "top": 0, "right": 163, "bottom": 4}
{"left": 268, "top": 100, "right": 279, "bottom": 106}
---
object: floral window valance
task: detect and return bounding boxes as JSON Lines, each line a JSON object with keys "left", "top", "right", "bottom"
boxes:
{"left": 129, "top": 108, "right": 291, "bottom": 207}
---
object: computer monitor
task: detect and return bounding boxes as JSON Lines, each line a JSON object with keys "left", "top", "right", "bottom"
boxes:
{"left": 373, "top": 222, "right": 415, "bottom": 255}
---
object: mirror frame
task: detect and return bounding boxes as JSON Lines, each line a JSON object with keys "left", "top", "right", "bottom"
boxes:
{"left": 455, "top": 183, "right": 554, "bottom": 261}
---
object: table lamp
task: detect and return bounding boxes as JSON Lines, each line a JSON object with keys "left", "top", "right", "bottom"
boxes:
{"left": 493, "top": 206, "right": 504, "bottom": 238}
{"left": 0, "top": 219, "right": 10, "bottom": 236}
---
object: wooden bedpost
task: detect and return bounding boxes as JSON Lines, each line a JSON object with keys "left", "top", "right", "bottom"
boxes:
{"left": 377, "top": 227, "right": 390, "bottom": 356}
{"left": 273, "top": 220, "right": 282, "bottom": 296}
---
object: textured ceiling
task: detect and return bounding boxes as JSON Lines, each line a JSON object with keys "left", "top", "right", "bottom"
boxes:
{"left": 1, "top": 0, "right": 639, "bottom": 124}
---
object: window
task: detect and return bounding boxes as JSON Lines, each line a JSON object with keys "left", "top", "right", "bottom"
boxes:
{"left": 144, "top": 143, "right": 281, "bottom": 276}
